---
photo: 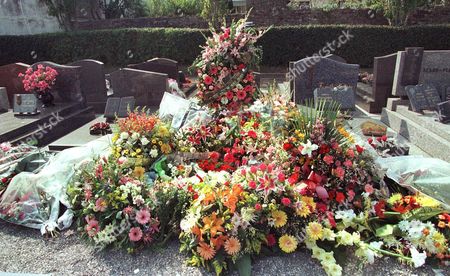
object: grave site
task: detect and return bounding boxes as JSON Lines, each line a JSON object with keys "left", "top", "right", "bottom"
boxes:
{"left": 0, "top": 1, "right": 450, "bottom": 276}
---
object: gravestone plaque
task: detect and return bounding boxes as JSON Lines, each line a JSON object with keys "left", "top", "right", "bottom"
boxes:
{"left": 0, "top": 63, "right": 30, "bottom": 105}
{"left": 406, "top": 84, "right": 440, "bottom": 112}
{"left": 104, "top": 97, "right": 121, "bottom": 120}
{"left": 127, "top": 58, "right": 178, "bottom": 80}
{"left": 0, "top": 87, "right": 9, "bottom": 112}
{"left": 109, "top": 68, "right": 168, "bottom": 108}
{"left": 401, "top": 47, "right": 424, "bottom": 86}
{"left": 31, "top": 62, "right": 85, "bottom": 105}
{"left": 314, "top": 86, "right": 355, "bottom": 110}
{"left": 13, "top": 94, "right": 38, "bottom": 114}
{"left": 371, "top": 53, "right": 397, "bottom": 113}
{"left": 437, "top": 100, "right": 450, "bottom": 124}
{"left": 68, "top": 59, "right": 107, "bottom": 112}
{"left": 117, "top": 97, "right": 135, "bottom": 117}
{"left": 290, "top": 57, "right": 359, "bottom": 103}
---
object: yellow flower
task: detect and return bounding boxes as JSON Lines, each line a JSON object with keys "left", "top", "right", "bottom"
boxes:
{"left": 416, "top": 194, "right": 440, "bottom": 207}
{"left": 152, "top": 139, "right": 157, "bottom": 144}
{"left": 161, "top": 143, "right": 172, "bottom": 154}
{"left": 136, "top": 148, "right": 142, "bottom": 153}
{"left": 279, "top": 234, "right": 298, "bottom": 253}
{"left": 387, "top": 193, "right": 402, "bottom": 205}
{"left": 131, "top": 152, "right": 137, "bottom": 157}
{"left": 271, "top": 210, "right": 287, "bottom": 228}
{"left": 133, "top": 166, "right": 145, "bottom": 178}
{"left": 224, "top": 237, "right": 241, "bottom": 256}
{"left": 296, "top": 204, "right": 311, "bottom": 218}
{"left": 302, "top": 196, "right": 316, "bottom": 209}
{"left": 306, "top": 222, "right": 324, "bottom": 241}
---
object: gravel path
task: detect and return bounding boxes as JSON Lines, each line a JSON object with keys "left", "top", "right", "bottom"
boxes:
{"left": 0, "top": 220, "right": 447, "bottom": 276}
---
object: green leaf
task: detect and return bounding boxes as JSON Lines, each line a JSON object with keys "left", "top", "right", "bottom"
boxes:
{"left": 402, "top": 207, "right": 444, "bottom": 222}
{"left": 375, "top": 224, "right": 394, "bottom": 237}
{"left": 236, "top": 254, "right": 252, "bottom": 276}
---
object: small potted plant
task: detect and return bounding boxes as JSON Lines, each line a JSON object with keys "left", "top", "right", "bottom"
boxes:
{"left": 19, "top": 65, "right": 58, "bottom": 108}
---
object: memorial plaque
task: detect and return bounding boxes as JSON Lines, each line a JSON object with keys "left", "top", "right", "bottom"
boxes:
{"left": 437, "top": 100, "right": 450, "bottom": 124}
{"left": 406, "top": 84, "right": 440, "bottom": 112}
{"left": 104, "top": 97, "right": 121, "bottom": 120}
{"left": 13, "top": 94, "right": 38, "bottom": 114}
{"left": 419, "top": 50, "right": 450, "bottom": 98}
{"left": 117, "top": 97, "right": 135, "bottom": 118}
{"left": 0, "top": 87, "right": 9, "bottom": 112}
{"left": 423, "top": 84, "right": 441, "bottom": 109}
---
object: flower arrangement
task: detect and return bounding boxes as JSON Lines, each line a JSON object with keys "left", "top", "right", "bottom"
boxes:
{"left": 89, "top": 122, "right": 112, "bottom": 136}
{"left": 18, "top": 65, "right": 58, "bottom": 95}
{"left": 192, "top": 15, "right": 266, "bottom": 113}
{"left": 63, "top": 18, "right": 449, "bottom": 276}
{"left": 112, "top": 112, "right": 173, "bottom": 167}
{"left": 68, "top": 155, "right": 160, "bottom": 251}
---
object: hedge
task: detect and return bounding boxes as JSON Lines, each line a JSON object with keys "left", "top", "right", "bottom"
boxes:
{"left": 1, "top": 24, "right": 450, "bottom": 68}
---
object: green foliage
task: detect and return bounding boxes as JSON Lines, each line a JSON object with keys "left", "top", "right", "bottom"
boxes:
{"left": 101, "top": 0, "right": 149, "bottom": 19}
{"left": 201, "top": 0, "right": 229, "bottom": 27}
{"left": 39, "top": 0, "right": 76, "bottom": 30}
{"left": 145, "top": 0, "right": 202, "bottom": 17}
{"left": 2, "top": 25, "right": 450, "bottom": 68}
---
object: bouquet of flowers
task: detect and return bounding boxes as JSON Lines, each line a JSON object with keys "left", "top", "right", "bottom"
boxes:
{"left": 18, "top": 65, "right": 58, "bottom": 96}
{"left": 68, "top": 155, "right": 160, "bottom": 251}
{"left": 112, "top": 112, "right": 173, "bottom": 167}
{"left": 192, "top": 15, "right": 266, "bottom": 113}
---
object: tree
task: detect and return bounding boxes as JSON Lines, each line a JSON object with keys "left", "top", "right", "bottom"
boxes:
{"left": 39, "top": 0, "right": 76, "bottom": 31}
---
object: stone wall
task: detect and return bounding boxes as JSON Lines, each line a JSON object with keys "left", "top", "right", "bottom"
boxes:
{"left": 0, "top": 0, "right": 61, "bottom": 35}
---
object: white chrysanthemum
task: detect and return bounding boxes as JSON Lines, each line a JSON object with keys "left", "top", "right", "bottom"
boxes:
{"left": 180, "top": 213, "right": 199, "bottom": 233}
{"left": 120, "top": 132, "right": 129, "bottom": 140}
{"left": 241, "top": 207, "right": 256, "bottom": 223}
{"left": 141, "top": 137, "right": 150, "bottom": 146}
{"left": 131, "top": 132, "right": 140, "bottom": 140}
{"left": 150, "top": 149, "right": 158, "bottom": 158}
{"left": 410, "top": 247, "right": 427, "bottom": 268}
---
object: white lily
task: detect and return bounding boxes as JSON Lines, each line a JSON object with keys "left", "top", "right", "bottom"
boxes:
{"left": 301, "top": 140, "right": 319, "bottom": 157}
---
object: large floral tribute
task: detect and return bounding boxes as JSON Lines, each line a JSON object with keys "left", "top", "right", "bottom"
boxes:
{"left": 66, "top": 18, "right": 449, "bottom": 275}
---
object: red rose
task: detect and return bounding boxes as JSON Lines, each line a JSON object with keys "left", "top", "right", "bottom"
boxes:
{"left": 381, "top": 135, "right": 388, "bottom": 142}
{"left": 247, "top": 130, "right": 257, "bottom": 139}
{"left": 249, "top": 181, "right": 257, "bottom": 189}
{"left": 224, "top": 153, "right": 235, "bottom": 163}
{"left": 355, "top": 145, "right": 364, "bottom": 154}
{"left": 255, "top": 203, "right": 262, "bottom": 211}
{"left": 283, "top": 143, "right": 293, "bottom": 151}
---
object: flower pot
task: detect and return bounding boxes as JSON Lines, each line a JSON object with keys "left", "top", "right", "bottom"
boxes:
{"left": 35, "top": 92, "right": 54, "bottom": 108}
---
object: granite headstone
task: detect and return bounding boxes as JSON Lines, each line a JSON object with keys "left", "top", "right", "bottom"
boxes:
{"left": 31, "top": 62, "right": 85, "bottom": 105}
{"left": 314, "top": 86, "right": 355, "bottom": 110}
{"left": 401, "top": 47, "right": 424, "bottom": 86}
{"left": 127, "top": 58, "right": 178, "bottom": 80}
{"left": 419, "top": 50, "right": 450, "bottom": 98}
{"left": 290, "top": 57, "right": 359, "bottom": 103}
{"left": 109, "top": 68, "right": 168, "bottom": 108}
{"left": 371, "top": 53, "right": 397, "bottom": 113}
{"left": 0, "top": 87, "right": 9, "bottom": 112}
{"left": 0, "top": 63, "right": 30, "bottom": 105}
{"left": 13, "top": 94, "right": 38, "bottom": 114}
{"left": 324, "top": 54, "right": 347, "bottom": 63}
{"left": 68, "top": 59, "right": 107, "bottom": 112}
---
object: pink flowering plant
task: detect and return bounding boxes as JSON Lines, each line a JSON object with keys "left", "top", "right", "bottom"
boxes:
{"left": 68, "top": 155, "right": 160, "bottom": 252}
{"left": 192, "top": 14, "right": 267, "bottom": 113}
{"left": 18, "top": 65, "right": 58, "bottom": 96}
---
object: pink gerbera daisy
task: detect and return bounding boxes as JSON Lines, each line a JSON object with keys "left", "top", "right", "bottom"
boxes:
{"left": 129, "top": 227, "right": 143, "bottom": 242}
{"left": 136, "top": 208, "right": 151, "bottom": 225}
{"left": 95, "top": 198, "right": 107, "bottom": 212}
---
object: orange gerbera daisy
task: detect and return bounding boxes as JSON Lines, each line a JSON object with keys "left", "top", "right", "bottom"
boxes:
{"left": 197, "top": 242, "right": 216, "bottom": 260}
{"left": 224, "top": 237, "right": 241, "bottom": 256}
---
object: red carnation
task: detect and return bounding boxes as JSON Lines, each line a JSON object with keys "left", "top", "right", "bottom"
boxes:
{"left": 335, "top": 192, "right": 345, "bottom": 203}
{"left": 204, "top": 75, "right": 213, "bottom": 85}
{"left": 281, "top": 197, "right": 291, "bottom": 206}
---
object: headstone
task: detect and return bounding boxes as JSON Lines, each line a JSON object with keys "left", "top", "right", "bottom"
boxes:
{"left": 68, "top": 59, "right": 107, "bottom": 112}
{"left": 290, "top": 57, "right": 359, "bottom": 103}
{"left": 0, "top": 63, "right": 30, "bottom": 105}
{"left": 419, "top": 50, "right": 450, "bottom": 98}
{"left": 109, "top": 68, "right": 168, "bottom": 108}
{"left": 314, "top": 86, "right": 355, "bottom": 110}
{"left": 13, "top": 94, "right": 38, "bottom": 114}
{"left": 0, "top": 87, "right": 9, "bottom": 112}
{"left": 401, "top": 47, "right": 424, "bottom": 85}
{"left": 127, "top": 58, "right": 178, "bottom": 80}
{"left": 104, "top": 97, "right": 121, "bottom": 120}
{"left": 371, "top": 53, "right": 398, "bottom": 113}
{"left": 31, "top": 62, "right": 85, "bottom": 105}
{"left": 117, "top": 96, "right": 135, "bottom": 117}
{"left": 392, "top": 48, "right": 424, "bottom": 96}
{"left": 324, "top": 54, "right": 347, "bottom": 63}
{"left": 437, "top": 100, "right": 450, "bottom": 124}
{"left": 405, "top": 84, "right": 441, "bottom": 112}
{"left": 444, "top": 86, "right": 450, "bottom": 102}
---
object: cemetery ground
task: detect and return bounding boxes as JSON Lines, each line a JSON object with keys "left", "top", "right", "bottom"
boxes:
{"left": 1, "top": 219, "right": 446, "bottom": 276}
